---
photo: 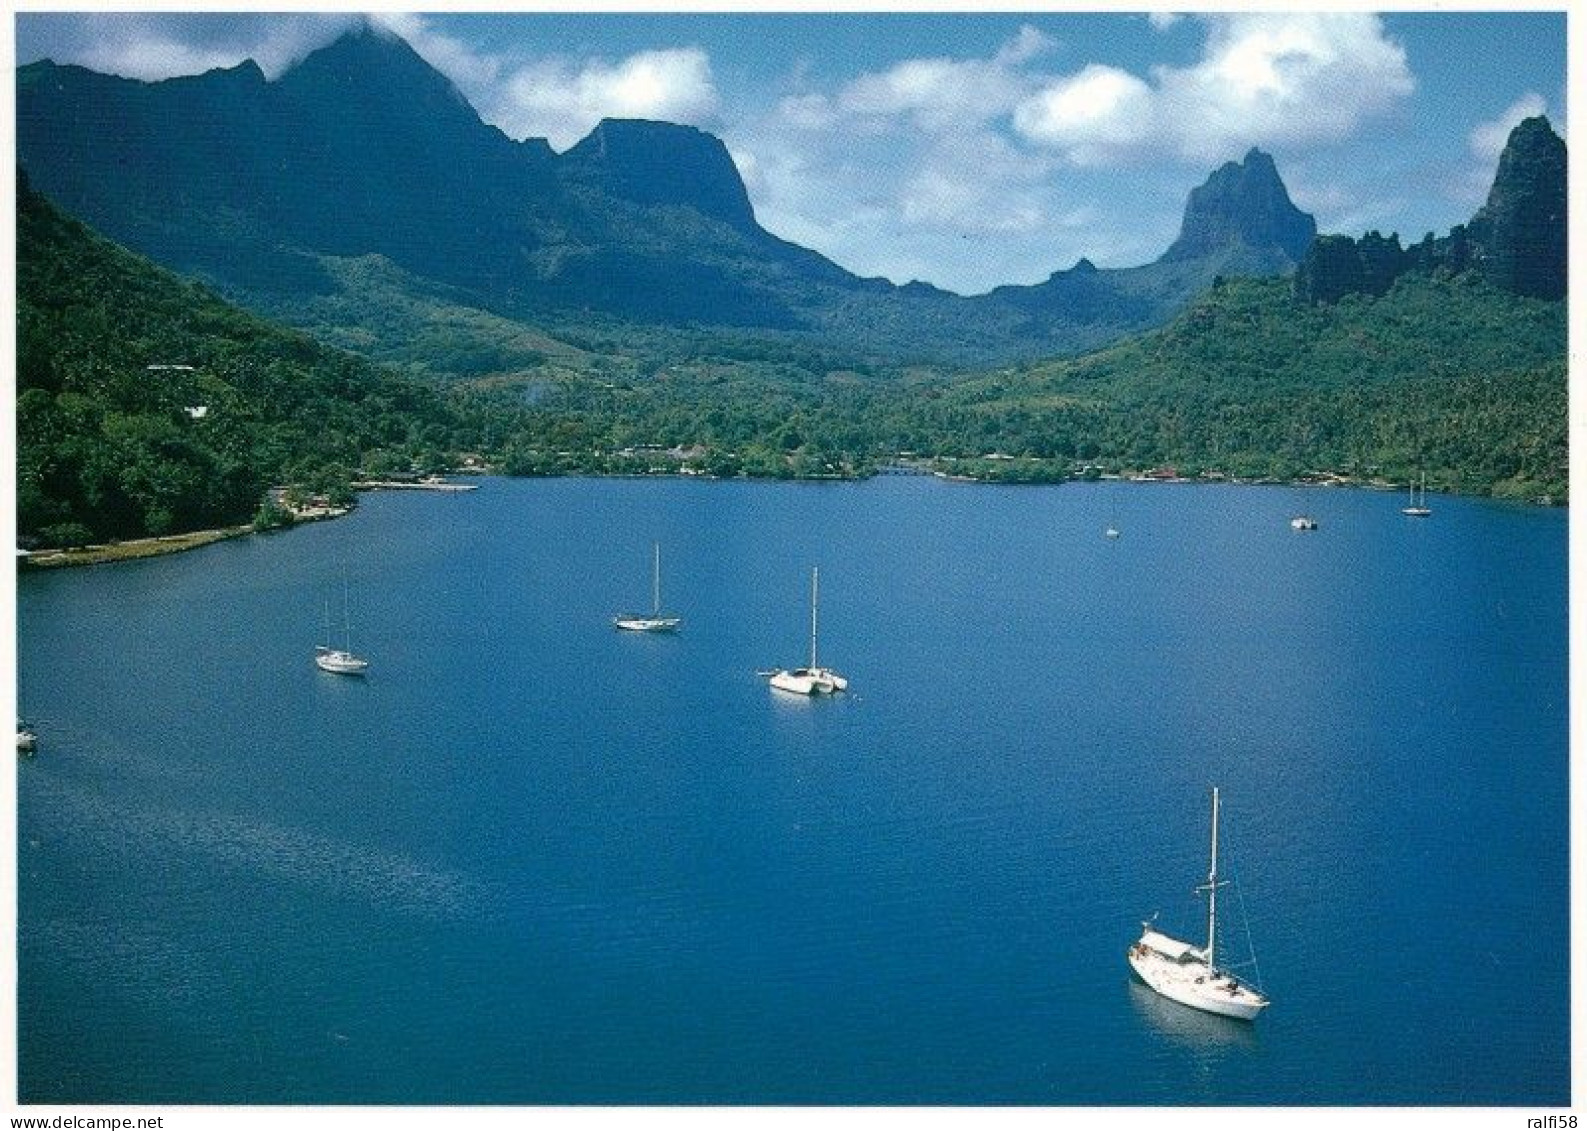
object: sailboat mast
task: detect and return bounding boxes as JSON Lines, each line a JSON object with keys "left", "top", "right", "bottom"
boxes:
{"left": 1207, "top": 786, "right": 1221, "bottom": 971}
{"left": 344, "top": 572, "right": 356, "bottom": 650}
{"left": 810, "top": 567, "right": 820, "bottom": 669}
{"left": 652, "top": 543, "right": 661, "bottom": 616}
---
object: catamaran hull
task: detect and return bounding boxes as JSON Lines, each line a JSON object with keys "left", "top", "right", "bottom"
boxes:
{"left": 769, "top": 670, "right": 836, "bottom": 695}
{"left": 768, "top": 666, "right": 847, "bottom": 695}
{"left": 1127, "top": 947, "right": 1267, "bottom": 1021}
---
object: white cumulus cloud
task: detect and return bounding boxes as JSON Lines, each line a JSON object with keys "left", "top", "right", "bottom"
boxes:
{"left": 1469, "top": 93, "right": 1549, "bottom": 163}
{"left": 1015, "top": 13, "right": 1414, "bottom": 165}
{"left": 25, "top": 13, "right": 360, "bottom": 81}
{"left": 371, "top": 13, "right": 503, "bottom": 93}
{"left": 741, "top": 26, "right": 1079, "bottom": 290}
{"left": 493, "top": 48, "right": 720, "bottom": 150}
{"left": 789, "top": 23, "right": 1054, "bottom": 134}
{"left": 1011, "top": 65, "right": 1156, "bottom": 166}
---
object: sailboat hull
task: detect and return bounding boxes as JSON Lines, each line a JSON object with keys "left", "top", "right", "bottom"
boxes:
{"left": 1127, "top": 936, "right": 1268, "bottom": 1021}
{"left": 315, "top": 647, "right": 369, "bottom": 675}
{"left": 613, "top": 616, "right": 681, "bottom": 632}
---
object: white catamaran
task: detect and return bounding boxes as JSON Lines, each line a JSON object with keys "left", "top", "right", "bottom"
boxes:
{"left": 315, "top": 572, "right": 369, "bottom": 675}
{"left": 767, "top": 566, "right": 847, "bottom": 695}
{"left": 1127, "top": 787, "right": 1270, "bottom": 1021}
{"left": 614, "top": 543, "right": 681, "bottom": 632}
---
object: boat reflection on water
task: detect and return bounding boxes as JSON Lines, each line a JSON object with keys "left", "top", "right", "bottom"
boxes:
{"left": 1126, "top": 978, "right": 1260, "bottom": 1053}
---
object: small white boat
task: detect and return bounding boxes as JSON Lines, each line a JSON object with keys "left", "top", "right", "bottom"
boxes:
{"left": 315, "top": 573, "right": 369, "bottom": 675}
{"left": 1105, "top": 526, "right": 1121, "bottom": 540}
{"left": 1128, "top": 787, "right": 1270, "bottom": 1021}
{"left": 1290, "top": 516, "right": 1318, "bottom": 531}
{"left": 767, "top": 566, "right": 847, "bottom": 695}
{"left": 315, "top": 647, "right": 369, "bottom": 675}
{"left": 1402, "top": 473, "right": 1432, "bottom": 517}
{"left": 768, "top": 666, "right": 848, "bottom": 695}
{"left": 614, "top": 543, "right": 681, "bottom": 632}
{"left": 17, "top": 721, "right": 37, "bottom": 756}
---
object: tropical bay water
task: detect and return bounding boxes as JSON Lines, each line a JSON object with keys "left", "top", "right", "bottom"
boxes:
{"left": 16, "top": 475, "right": 1569, "bottom": 1105}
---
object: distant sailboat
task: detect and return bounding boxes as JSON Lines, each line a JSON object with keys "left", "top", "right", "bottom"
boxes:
{"left": 315, "top": 571, "right": 369, "bottom": 675}
{"left": 1127, "top": 787, "right": 1270, "bottom": 1021}
{"left": 767, "top": 566, "right": 847, "bottom": 695}
{"left": 614, "top": 543, "right": 681, "bottom": 632}
{"left": 1403, "top": 473, "right": 1433, "bottom": 517}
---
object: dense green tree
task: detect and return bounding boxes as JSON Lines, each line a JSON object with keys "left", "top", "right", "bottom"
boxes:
{"left": 17, "top": 173, "right": 470, "bottom": 545}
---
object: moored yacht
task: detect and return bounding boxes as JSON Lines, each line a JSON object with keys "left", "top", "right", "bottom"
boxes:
{"left": 315, "top": 646, "right": 370, "bottom": 675}
{"left": 614, "top": 543, "right": 682, "bottom": 632}
{"left": 1128, "top": 788, "right": 1270, "bottom": 1021}
{"left": 315, "top": 572, "right": 369, "bottom": 675}
{"left": 767, "top": 566, "right": 847, "bottom": 695}
{"left": 1403, "top": 473, "right": 1433, "bottom": 517}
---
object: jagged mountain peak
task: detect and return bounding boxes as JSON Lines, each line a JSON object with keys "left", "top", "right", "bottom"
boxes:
{"left": 1468, "top": 114, "right": 1566, "bottom": 299}
{"left": 1159, "top": 147, "right": 1316, "bottom": 266}
{"left": 276, "top": 22, "right": 473, "bottom": 113}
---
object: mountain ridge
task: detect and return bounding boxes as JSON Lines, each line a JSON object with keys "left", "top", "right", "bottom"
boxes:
{"left": 16, "top": 28, "right": 1321, "bottom": 366}
{"left": 1294, "top": 115, "right": 1566, "bottom": 305}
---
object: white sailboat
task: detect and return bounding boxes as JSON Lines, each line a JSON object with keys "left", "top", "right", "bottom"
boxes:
{"left": 315, "top": 572, "right": 369, "bottom": 675}
{"left": 1402, "top": 473, "right": 1432, "bottom": 517}
{"left": 614, "top": 543, "right": 681, "bottom": 632}
{"left": 767, "top": 566, "right": 848, "bottom": 695}
{"left": 1127, "top": 787, "right": 1270, "bottom": 1021}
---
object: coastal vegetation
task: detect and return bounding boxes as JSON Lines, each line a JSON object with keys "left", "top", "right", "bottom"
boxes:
{"left": 471, "top": 272, "right": 1566, "bottom": 501}
{"left": 15, "top": 30, "right": 1568, "bottom": 555}
{"left": 16, "top": 168, "right": 1566, "bottom": 556}
{"left": 16, "top": 173, "right": 470, "bottom": 548}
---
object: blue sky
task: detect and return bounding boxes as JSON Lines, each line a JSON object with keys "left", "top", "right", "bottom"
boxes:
{"left": 13, "top": 9, "right": 1568, "bottom": 296}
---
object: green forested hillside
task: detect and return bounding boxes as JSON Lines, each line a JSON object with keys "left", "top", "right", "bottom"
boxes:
{"left": 934, "top": 273, "right": 1567, "bottom": 496}
{"left": 486, "top": 273, "right": 1565, "bottom": 501}
{"left": 17, "top": 174, "right": 1566, "bottom": 555}
{"left": 16, "top": 174, "right": 471, "bottom": 547}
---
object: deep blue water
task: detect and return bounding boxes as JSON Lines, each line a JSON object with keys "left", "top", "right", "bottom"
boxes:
{"left": 15, "top": 476, "right": 1569, "bottom": 1105}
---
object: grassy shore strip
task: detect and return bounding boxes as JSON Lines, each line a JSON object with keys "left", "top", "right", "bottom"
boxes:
{"left": 19, "top": 525, "right": 258, "bottom": 568}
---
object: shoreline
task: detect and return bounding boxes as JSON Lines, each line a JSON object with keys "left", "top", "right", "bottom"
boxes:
{"left": 18, "top": 478, "right": 481, "bottom": 570}
{"left": 18, "top": 524, "right": 256, "bottom": 569}
{"left": 18, "top": 470, "right": 1561, "bottom": 571}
